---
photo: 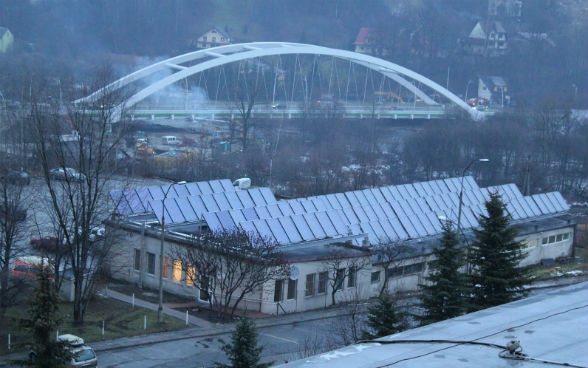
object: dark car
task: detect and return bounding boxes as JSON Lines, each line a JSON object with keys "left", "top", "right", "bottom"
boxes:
{"left": 30, "top": 236, "right": 63, "bottom": 253}
{"left": 50, "top": 167, "right": 86, "bottom": 182}
{"left": 0, "top": 170, "right": 30, "bottom": 185}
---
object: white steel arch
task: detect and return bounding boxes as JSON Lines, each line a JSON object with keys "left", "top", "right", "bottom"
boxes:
{"left": 76, "top": 42, "right": 480, "bottom": 120}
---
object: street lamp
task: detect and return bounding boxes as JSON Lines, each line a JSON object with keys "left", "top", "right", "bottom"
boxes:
{"left": 456, "top": 158, "right": 489, "bottom": 273}
{"left": 456, "top": 158, "right": 489, "bottom": 235}
{"left": 158, "top": 181, "right": 186, "bottom": 323}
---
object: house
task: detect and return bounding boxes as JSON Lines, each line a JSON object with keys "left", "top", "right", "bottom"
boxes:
{"left": 106, "top": 177, "right": 574, "bottom": 315}
{"left": 488, "top": 0, "right": 523, "bottom": 18}
{"left": 0, "top": 27, "right": 14, "bottom": 53}
{"left": 477, "top": 76, "right": 510, "bottom": 106}
{"left": 353, "top": 27, "right": 388, "bottom": 56}
{"left": 468, "top": 21, "right": 507, "bottom": 57}
{"left": 194, "top": 27, "right": 232, "bottom": 49}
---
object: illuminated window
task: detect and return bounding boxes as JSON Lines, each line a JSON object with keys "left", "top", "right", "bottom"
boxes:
{"left": 162, "top": 256, "right": 169, "bottom": 278}
{"left": 186, "top": 265, "right": 195, "bottom": 286}
{"left": 172, "top": 259, "right": 182, "bottom": 282}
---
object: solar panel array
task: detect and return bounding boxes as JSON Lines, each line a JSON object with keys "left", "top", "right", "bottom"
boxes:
{"left": 201, "top": 177, "right": 569, "bottom": 247}
{"left": 110, "top": 179, "right": 235, "bottom": 215}
{"left": 115, "top": 177, "right": 569, "bottom": 248}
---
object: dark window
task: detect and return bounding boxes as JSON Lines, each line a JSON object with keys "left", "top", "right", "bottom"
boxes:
{"left": 371, "top": 271, "right": 380, "bottom": 284}
{"left": 147, "top": 252, "right": 155, "bottom": 274}
{"left": 347, "top": 267, "right": 357, "bottom": 288}
{"left": 318, "top": 272, "right": 328, "bottom": 294}
{"left": 334, "top": 268, "right": 345, "bottom": 291}
{"left": 134, "top": 249, "right": 141, "bottom": 270}
{"left": 274, "top": 279, "right": 284, "bottom": 302}
{"left": 287, "top": 279, "right": 297, "bottom": 300}
{"left": 305, "top": 274, "right": 315, "bottom": 296}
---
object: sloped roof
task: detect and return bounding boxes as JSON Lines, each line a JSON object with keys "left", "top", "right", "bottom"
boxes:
{"left": 277, "top": 282, "right": 588, "bottom": 367}
{"left": 354, "top": 27, "right": 370, "bottom": 45}
{"left": 112, "top": 177, "right": 569, "bottom": 248}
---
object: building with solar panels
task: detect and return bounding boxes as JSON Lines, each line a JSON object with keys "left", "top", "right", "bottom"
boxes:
{"left": 106, "top": 177, "right": 575, "bottom": 314}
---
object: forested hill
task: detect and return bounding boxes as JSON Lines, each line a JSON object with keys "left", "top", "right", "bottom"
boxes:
{"left": 0, "top": 0, "right": 586, "bottom": 106}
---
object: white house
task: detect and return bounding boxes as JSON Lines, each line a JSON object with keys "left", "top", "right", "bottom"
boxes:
{"left": 106, "top": 177, "right": 574, "bottom": 315}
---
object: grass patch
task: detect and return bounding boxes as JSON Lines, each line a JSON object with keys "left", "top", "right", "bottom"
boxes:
{"left": 0, "top": 288, "right": 187, "bottom": 355}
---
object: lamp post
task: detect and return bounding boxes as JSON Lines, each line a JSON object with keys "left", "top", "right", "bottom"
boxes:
{"left": 457, "top": 158, "right": 489, "bottom": 274}
{"left": 158, "top": 181, "right": 186, "bottom": 323}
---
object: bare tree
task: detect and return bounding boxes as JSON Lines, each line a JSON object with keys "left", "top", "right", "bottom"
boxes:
{"left": 371, "top": 241, "right": 415, "bottom": 297}
{"left": 28, "top": 65, "right": 131, "bottom": 324}
{"left": 0, "top": 170, "right": 29, "bottom": 320}
{"left": 174, "top": 228, "right": 288, "bottom": 319}
{"left": 322, "top": 247, "right": 370, "bottom": 306}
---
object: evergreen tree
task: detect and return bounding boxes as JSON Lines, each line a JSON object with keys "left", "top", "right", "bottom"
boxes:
{"left": 361, "top": 292, "right": 408, "bottom": 340}
{"left": 15, "top": 263, "right": 71, "bottom": 367}
{"left": 418, "top": 220, "right": 466, "bottom": 325}
{"left": 216, "top": 317, "right": 270, "bottom": 368}
{"left": 469, "top": 192, "right": 530, "bottom": 310}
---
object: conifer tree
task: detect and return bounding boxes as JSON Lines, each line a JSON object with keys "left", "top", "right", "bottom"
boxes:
{"left": 469, "top": 192, "right": 530, "bottom": 310}
{"left": 418, "top": 220, "right": 465, "bottom": 325}
{"left": 361, "top": 292, "right": 408, "bottom": 340}
{"left": 217, "top": 317, "right": 270, "bottom": 368}
{"left": 15, "top": 263, "right": 71, "bottom": 367}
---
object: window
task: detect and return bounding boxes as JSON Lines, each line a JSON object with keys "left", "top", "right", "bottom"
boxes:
{"left": 162, "top": 256, "right": 169, "bottom": 278}
{"left": 305, "top": 274, "right": 316, "bottom": 296}
{"left": 371, "top": 271, "right": 380, "bottom": 284}
{"left": 147, "top": 252, "right": 155, "bottom": 275}
{"left": 334, "top": 268, "right": 345, "bottom": 291}
{"left": 563, "top": 233, "right": 570, "bottom": 240}
{"left": 186, "top": 265, "right": 195, "bottom": 286}
{"left": 199, "top": 276, "right": 210, "bottom": 301}
{"left": 549, "top": 235, "right": 556, "bottom": 243}
{"left": 172, "top": 259, "right": 182, "bottom": 282}
{"left": 318, "top": 272, "right": 328, "bottom": 294}
{"left": 556, "top": 234, "right": 563, "bottom": 242}
{"left": 134, "top": 249, "right": 141, "bottom": 271}
{"left": 347, "top": 267, "right": 357, "bottom": 288}
{"left": 274, "top": 279, "right": 284, "bottom": 302}
{"left": 287, "top": 279, "right": 297, "bottom": 300}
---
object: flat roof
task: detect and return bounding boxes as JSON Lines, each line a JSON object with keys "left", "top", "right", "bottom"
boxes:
{"left": 277, "top": 282, "right": 588, "bottom": 368}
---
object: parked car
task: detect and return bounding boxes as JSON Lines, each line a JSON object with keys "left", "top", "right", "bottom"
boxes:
{"left": 30, "top": 236, "right": 63, "bottom": 253}
{"left": 30, "top": 334, "right": 97, "bottom": 368}
{"left": 50, "top": 167, "right": 86, "bottom": 182}
{"left": 0, "top": 170, "right": 30, "bottom": 185}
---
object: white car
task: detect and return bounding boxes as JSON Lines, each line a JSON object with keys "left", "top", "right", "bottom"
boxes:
{"left": 50, "top": 167, "right": 86, "bottom": 182}
{"left": 57, "top": 334, "right": 98, "bottom": 367}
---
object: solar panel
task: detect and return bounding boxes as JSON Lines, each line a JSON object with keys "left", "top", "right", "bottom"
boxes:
{"left": 239, "top": 221, "right": 259, "bottom": 238}
{"left": 311, "top": 197, "right": 328, "bottom": 212}
{"left": 255, "top": 206, "right": 272, "bottom": 220}
{"left": 196, "top": 181, "right": 213, "bottom": 195}
{"left": 335, "top": 192, "right": 351, "bottom": 208}
{"left": 236, "top": 190, "right": 255, "bottom": 208}
{"left": 354, "top": 190, "right": 370, "bottom": 207}
{"left": 344, "top": 191, "right": 361, "bottom": 208}
{"left": 225, "top": 191, "right": 243, "bottom": 209}
{"left": 212, "top": 192, "right": 231, "bottom": 211}
{"left": 363, "top": 189, "right": 378, "bottom": 206}
{"left": 252, "top": 220, "right": 277, "bottom": 242}
{"left": 203, "top": 212, "right": 223, "bottom": 232}
{"left": 315, "top": 211, "right": 337, "bottom": 236}
{"left": 277, "top": 202, "right": 294, "bottom": 216}
{"left": 229, "top": 209, "right": 247, "bottom": 224}
{"left": 278, "top": 217, "right": 303, "bottom": 243}
{"left": 289, "top": 200, "right": 306, "bottom": 215}
{"left": 300, "top": 199, "right": 318, "bottom": 213}
{"left": 362, "top": 205, "right": 379, "bottom": 222}
{"left": 398, "top": 214, "right": 419, "bottom": 238}
{"left": 265, "top": 218, "right": 290, "bottom": 244}
{"left": 249, "top": 188, "right": 267, "bottom": 206}
{"left": 187, "top": 196, "right": 207, "bottom": 220}
{"left": 217, "top": 211, "right": 237, "bottom": 231}
{"left": 325, "top": 194, "right": 342, "bottom": 210}
{"left": 291, "top": 214, "right": 315, "bottom": 241}
{"left": 304, "top": 213, "right": 327, "bottom": 239}
{"left": 201, "top": 194, "right": 220, "bottom": 213}
{"left": 242, "top": 207, "right": 259, "bottom": 221}
{"left": 326, "top": 210, "right": 350, "bottom": 235}
{"left": 259, "top": 187, "right": 278, "bottom": 205}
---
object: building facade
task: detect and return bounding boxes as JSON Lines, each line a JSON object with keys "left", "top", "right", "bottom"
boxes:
{"left": 106, "top": 178, "right": 574, "bottom": 315}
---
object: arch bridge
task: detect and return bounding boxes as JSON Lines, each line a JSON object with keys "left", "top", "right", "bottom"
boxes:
{"left": 75, "top": 42, "right": 481, "bottom": 121}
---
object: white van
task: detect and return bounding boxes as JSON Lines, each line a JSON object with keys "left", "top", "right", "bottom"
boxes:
{"left": 233, "top": 177, "right": 251, "bottom": 190}
{"left": 161, "top": 136, "right": 179, "bottom": 145}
